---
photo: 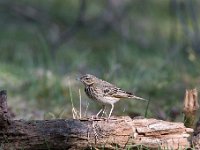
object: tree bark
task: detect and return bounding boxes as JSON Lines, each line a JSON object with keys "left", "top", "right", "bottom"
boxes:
{"left": 183, "top": 88, "right": 199, "bottom": 128}
{"left": 0, "top": 90, "right": 194, "bottom": 149}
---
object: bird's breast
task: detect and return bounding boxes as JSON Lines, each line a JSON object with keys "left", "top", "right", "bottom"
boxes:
{"left": 85, "top": 86, "right": 120, "bottom": 105}
{"left": 85, "top": 86, "right": 95, "bottom": 99}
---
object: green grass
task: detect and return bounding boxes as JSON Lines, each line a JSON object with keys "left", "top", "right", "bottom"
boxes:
{"left": 0, "top": 0, "right": 200, "bottom": 121}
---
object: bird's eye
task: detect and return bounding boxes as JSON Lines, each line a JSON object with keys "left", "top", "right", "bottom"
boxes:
{"left": 85, "top": 77, "right": 90, "bottom": 80}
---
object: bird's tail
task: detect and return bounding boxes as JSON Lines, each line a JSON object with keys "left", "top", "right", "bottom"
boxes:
{"left": 133, "top": 95, "right": 148, "bottom": 101}
{"left": 125, "top": 91, "right": 148, "bottom": 101}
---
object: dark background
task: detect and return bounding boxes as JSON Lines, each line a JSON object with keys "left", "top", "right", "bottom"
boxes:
{"left": 0, "top": 0, "right": 200, "bottom": 121}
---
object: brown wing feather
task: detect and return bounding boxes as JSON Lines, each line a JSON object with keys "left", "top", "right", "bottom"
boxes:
{"left": 102, "top": 85, "right": 134, "bottom": 98}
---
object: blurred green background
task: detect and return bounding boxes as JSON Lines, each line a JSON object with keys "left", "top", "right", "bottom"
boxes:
{"left": 0, "top": 0, "right": 200, "bottom": 121}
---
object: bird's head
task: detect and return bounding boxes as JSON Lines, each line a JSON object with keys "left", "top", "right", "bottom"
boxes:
{"left": 78, "top": 74, "right": 97, "bottom": 86}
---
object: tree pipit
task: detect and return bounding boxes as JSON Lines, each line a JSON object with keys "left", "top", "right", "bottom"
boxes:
{"left": 78, "top": 74, "right": 147, "bottom": 118}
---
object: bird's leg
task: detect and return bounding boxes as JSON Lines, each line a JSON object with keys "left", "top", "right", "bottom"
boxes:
{"left": 108, "top": 104, "right": 114, "bottom": 119}
{"left": 101, "top": 105, "right": 106, "bottom": 117}
{"left": 96, "top": 109, "right": 102, "bottom": 118}
{"left": 96, "top": 105, "right": 105, "bottom": 118}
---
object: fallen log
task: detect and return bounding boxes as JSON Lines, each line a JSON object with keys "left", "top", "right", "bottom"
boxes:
{"left": 0, "top": 90, "right": 194, "bottom": 149}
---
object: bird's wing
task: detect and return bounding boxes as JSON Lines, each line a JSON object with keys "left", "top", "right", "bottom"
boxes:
{"left": 96, "top": 81, "right": 147, "bottom": 101}
{"left": 102, "top": 84, "right": 133, "bottom": 98}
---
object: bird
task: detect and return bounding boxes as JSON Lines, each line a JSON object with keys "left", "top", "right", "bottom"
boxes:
{"left": 78, "top": 74, "right": 147, "bottom": 118}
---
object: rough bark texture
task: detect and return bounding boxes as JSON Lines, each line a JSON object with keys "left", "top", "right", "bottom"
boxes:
{"left": 0, "top": 117, "right": 193, "bottom": 150}
{"left": 0, "top": 90, "right": 11, "bottom": 128}
{"left": 183, "top": 88, "right": 199, "bottom": 128}
{"left": 0, "top": 90, "right": 194, "bottom": 149}
{"left": 182, "top": 88, "right": 200, "bottom": 149}
{"left": 193, "top": 118, "right": 200, "bottom": 150}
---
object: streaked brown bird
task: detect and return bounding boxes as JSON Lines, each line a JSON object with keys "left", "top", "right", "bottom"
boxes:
{"left": 78, "top": 74, "right": 147, "bottom": 118}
